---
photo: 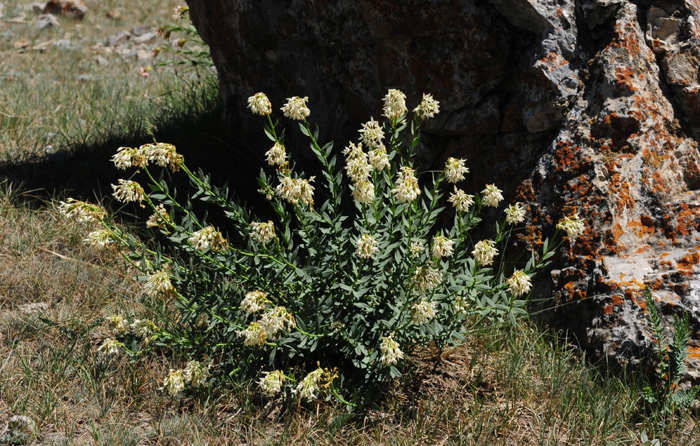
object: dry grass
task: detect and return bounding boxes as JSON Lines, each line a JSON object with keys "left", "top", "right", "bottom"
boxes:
{"left": 0, "top": 0, "right": 210, "bottom": 162}
{"left": 1, "top": 1, "right": 700, "bottom": 445}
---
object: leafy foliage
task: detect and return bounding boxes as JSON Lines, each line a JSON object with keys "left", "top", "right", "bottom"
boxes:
{"left": 642, "top": 287, "right": 698, "bottom": 414}
{"left": 62, "top": 92, "right": 578, "bottom": 407}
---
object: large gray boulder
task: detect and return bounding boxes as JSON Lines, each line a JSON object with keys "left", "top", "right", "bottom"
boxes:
{"left": 185, "top": 0, "right": 700, "bottom": 377}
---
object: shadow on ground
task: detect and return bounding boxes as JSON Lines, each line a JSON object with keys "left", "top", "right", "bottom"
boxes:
{"left": 0, "top": 101, "right": 273, "bottom": 218}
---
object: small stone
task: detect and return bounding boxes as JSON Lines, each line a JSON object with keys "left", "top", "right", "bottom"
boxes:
{"left": 106, "top": 8, "right": 121, "bottom": 20}
{"left": 9, "top": 415, "right": 35, "bottom": 434}
{"left": 94, "top": 55, "right": 109, "bottom": 66}
{"left": 35, "top": 14, "right": 60, "bottom": 30}
{"left": 130, "top": 25, "right": 153, "bottom": 37}
{"left": 133, "top": 32, "right": 157, "bottom": 44}
{"left": 32, "top": 40, "right": 53, "bottom": 51}
{"left": 43, "top": 0, "right": 87, "bottom": 20}
{"left": 135, "top": 49, "right": 151, "bottom": 60}
{"left": 18, "top": 302, "right": 49, "bottom": 314}
{"left": 75, "top": 74, "right": 96, "bottom": 82}
{"left": 13, "top": 39, "right": 30, "bottom": 50}
{"left": 105, "top": 30, "right": 131, "bottom": 47}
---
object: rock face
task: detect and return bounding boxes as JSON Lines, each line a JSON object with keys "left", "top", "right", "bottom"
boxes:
{"left": 186, "top": 0, "right": 700, "bottom": 377}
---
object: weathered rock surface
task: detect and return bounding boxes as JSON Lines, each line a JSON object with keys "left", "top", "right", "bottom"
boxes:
{"left": 186, "top": 0, "right": 700, "bottom": 378}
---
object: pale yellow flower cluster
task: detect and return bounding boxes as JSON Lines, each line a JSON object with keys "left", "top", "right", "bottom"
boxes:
{"left": 58, "top": 198, "right": 107, "bottom": 223}
{"left": 431, "top": 234, "right": 455, "bottom": 259}
{"left": 163, "top": 369, "right": 185, "bottom": 395}
{"left": 392, "top": 166, "right": 421, "bottom": 202}
{"left": 249, "top": 221, "right": 276, "bottom": 244}
{"left": 358, "top": 118, "right": 385, "bottom": 149}
{"left": 144, "top": 268, "right": 176, "bottom": 298}
{"left": 112, "top": 146, "right": 146, "bottom": 170}
{"left": 412, "top": 265, "right": 442, "bottom": 293}
{"left": 444, "top": 157, "right": 469, "bottom": 183}
{"left": 294, "top": 367, "right": 334, "bottom": 401}
{"left": 448, "top": 187, "right": 474, "bottom": 213}
{"left": 410, "top": 241, "right": 425, "bottom": 258}
{"left": 355, "top": 233, "right": 379, "bottom": 259}
{"left": 141, "top": 143, "right": 184, "bottom": 171}
{"left": 383, "top": 89, "right": 407, "bottom": 121}
{"left": 368, "top": 146, "right": 390, "bottom": 171}
{"left": 344, "top": 142, "right": 372, "bottom": 184}
{"left": 247, "top": 92, "right": 272, "bottom": 116}
{"left": 83, "top": 229, "right": 113, "bottom": 248}
{"left": 343, "top": 141, "right": 376, "bottom": 204}
{"left": 188, "top": 226, "right": 227, "bottom": 252}
{"left": 130, "top": 319, "right": 158, "bottom": 339}
{"left": 242, "top": 322, "right": 267, "bottom": 347}
{"left": 146, "top": 204, "right": 171, "bottom": 229}
{"left": 112, "top": 143, "right": 184, "bottom": 171}
{"left": 481, "top": 184, "right": 504, "bottom": 208}
{"left": 242, "top": 306, "right": 296, "bottom": 347}
{"left": 411, "top": 300, "right": 437, "bottom": 324}
{"left": 183, "top": 360, "right": 210, "bottom": 387}
{"left": 112, "top": 179, "right": 145, "bottom": 204}
{"left": 557, "top": 214, "right": 586, "bottom": 241}
{"left": 379, "top": 333, "right": 404, "bottom": 365}
{"left": 98, "top": 338, "right": 123, "bottom": 356}
{"left": 259, "top": 306, "right": 296, "bottom": 339}
{"left": 505, "top": 202, "right": 527, "bottom": 225}
{"left": 507, "top": 270, "right": 532, "bottom": 296}
{"left": 259, "top": 370, "right": 286, "bottom": 396}
{"left": 265, "top": 142, "right": 286, "bottom": 166}
{"left": 472, "top": 240, "right": 498, "bottom": 266}
{"left": 281, "top": 96, "right": 310, "bottom": 121}
{"left": 275, "top": 175, "right": 315, "bottom": 206}
{"left": 413, "top": 93, "right": 440, "bottom": 119}
{"left": 241, "top": 290, "right": 268, "bottom": 315}
{"left": 352, "top": 180, "right": 375, "bottom": 204}
{"left": 107, "top": 315, "right": 127, "bottom": 335}
{"left": 172, "top": 5, "right": 189, "bottom": 19}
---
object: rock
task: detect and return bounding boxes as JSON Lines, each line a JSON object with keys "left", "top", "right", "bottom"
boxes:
{"left": 106, "top": 8, "right": 121, "bottom": 20}
{"left": 43, "top": 0, "right": 87, "bottom": 20}
{"left": 185, "top": 0, "right": 700, "bottom": 380}
{"left": 94, "top": 55, "right": 109, "bottom": 66}
{"left": 13, "top": 39, "right": 30, "bottom": 50}
{"left": 18, "top": 302, "right": 48, "bottom": 314}
{"left": 130, "top": 25, "right": 154, "bottom": 37}
{"left": 105, "top": 30, "right": 130, "bottom": 47}
{"left": 35, "top": 14, "right": 59, "bottom": 30}
{"left": 133, "top": 32, "right": 157, "bottom": 44}
{"left": 8, "top": 415, "right": 35, "bottom": 435}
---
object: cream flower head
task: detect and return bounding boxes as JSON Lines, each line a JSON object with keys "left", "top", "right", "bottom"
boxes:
{"left": 481, "top": 184, "right": 504, "bottom": 208}
{"left": 247, "top": 92, "right": 272, "bottom": 116}
{"left": 281, "top": 96, "right": 310, "bottom": 120}
{"left": 505, "top": 202, "right": 527, "bottom": 225}
{"left": 472, "top": 239, "right": 498, "bottom": 266}
{"left": 448, "top": 187, "right": 474, "bottom": 213}
{"left": 356, "top": 233, "right": 379, "bottom": 259}
{"left": 414, "top": 93, "right": 440, "bottom": 119}
{"left": 557, "top": 214, "right": 585, "bottom": 241}
{"left": 444, "top": 157, "right": 469, "bottom": 183}
{"left": 383, "top": 89, "right": 407, "bottom": 121}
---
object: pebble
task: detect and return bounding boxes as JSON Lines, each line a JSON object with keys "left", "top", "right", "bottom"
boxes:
{"left": 35, "top": 13, "right": 60, "bottom": 30}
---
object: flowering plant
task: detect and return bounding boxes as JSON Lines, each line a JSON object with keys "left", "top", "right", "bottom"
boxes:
{"left": 61, "top": 90, "right": 583, "bottom": 406}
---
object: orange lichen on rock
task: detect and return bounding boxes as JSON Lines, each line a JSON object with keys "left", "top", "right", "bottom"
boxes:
{"left": 615, "top": 66, "right": 636, "bottom": 92}
{"left": 677, "top": 251, "right": 700, "bottom": 270}
{"left": 646, "top": 277, "right": 663, "bottom": 290}
{"left": 688, "top": 345, "right": 700, "bottom": 360}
